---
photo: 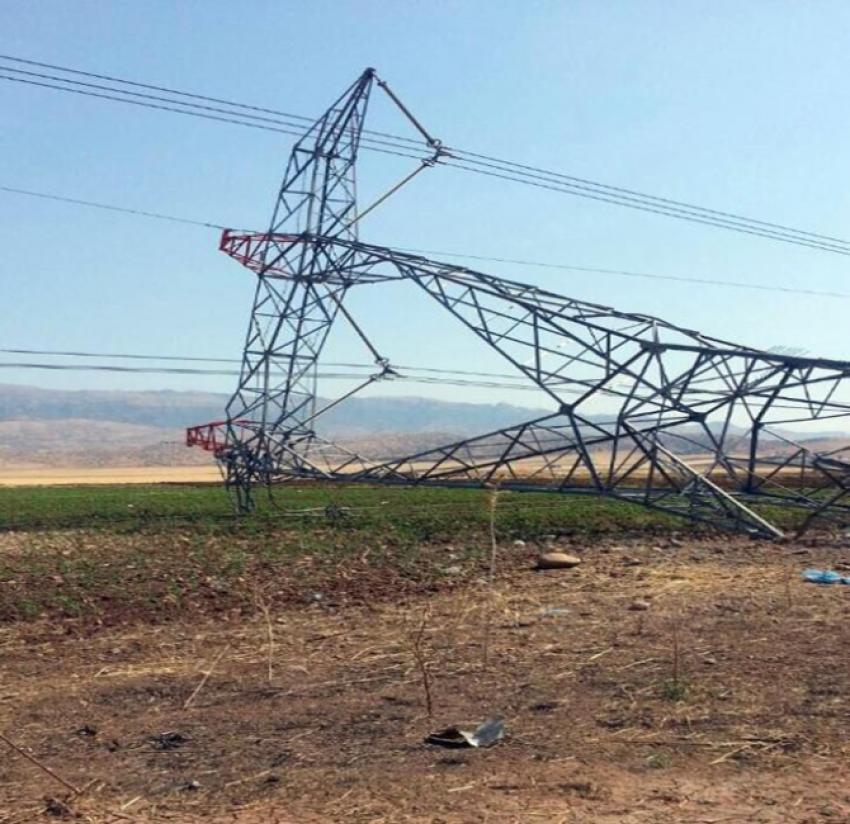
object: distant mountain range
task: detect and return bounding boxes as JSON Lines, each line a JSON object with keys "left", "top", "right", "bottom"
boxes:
{"left": 0, "top": 383, "right": 550, "bottom": 433}
{"left": 0, "top": 384, "right": 551, "bottom": 467}
{"left": 0, "top": 384, "right": 227, "bottom": 429}
{"left": 0, "top": 383, "right": 845, "bottom": 469}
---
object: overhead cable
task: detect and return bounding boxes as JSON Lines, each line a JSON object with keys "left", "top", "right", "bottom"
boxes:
{"left": 0, "top": 360, "right": 546, "bottom": 393}
{"left": 2, "top": 54, "right": 850, "bottom": 254}
{"left": 1, "top": 185, "right": 845, "bottom": 299}
{"left": 0, "top": 347, "right": 524, "bottom": 380}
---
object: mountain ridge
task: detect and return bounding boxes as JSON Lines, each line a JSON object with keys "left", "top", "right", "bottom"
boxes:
{"left": 1, "top": 384, "right": 846, "bottom": 469}
{"left": 0, "top": 383, "right": 551, "bottom": 432}
{"left": 0, "top": 384, "right": 553, "bottom": 466}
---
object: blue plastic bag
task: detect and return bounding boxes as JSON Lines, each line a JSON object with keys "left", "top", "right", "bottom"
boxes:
{"left": 802, "top": 568, "right": 849, "bottom": 585}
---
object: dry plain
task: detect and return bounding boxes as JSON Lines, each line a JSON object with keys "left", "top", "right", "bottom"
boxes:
{"left": 1, "top": 484, "right": 849, "bottom": 823}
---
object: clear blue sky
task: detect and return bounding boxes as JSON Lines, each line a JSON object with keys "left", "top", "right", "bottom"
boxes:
{"left": 2, "top": 1, "right": 849, "bottom": 405}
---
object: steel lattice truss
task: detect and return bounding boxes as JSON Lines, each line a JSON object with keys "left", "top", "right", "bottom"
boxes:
{"left": 188, "top": 69, "right": 850, "bottom": 537}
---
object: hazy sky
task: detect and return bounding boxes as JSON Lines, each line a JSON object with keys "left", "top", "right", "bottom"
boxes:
{"left": 2, "top": 1, "right": 849, "bottom": 405}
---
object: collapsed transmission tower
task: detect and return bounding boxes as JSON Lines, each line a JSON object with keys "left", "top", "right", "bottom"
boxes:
{"left": 188, "top": 68, "right": 850, "bottom": 537}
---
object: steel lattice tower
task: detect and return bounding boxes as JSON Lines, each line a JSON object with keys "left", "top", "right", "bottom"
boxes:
{"left": 188, "top": 70, "right": 850, "bottom": 538}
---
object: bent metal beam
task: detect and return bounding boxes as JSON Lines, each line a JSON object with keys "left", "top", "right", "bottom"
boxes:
{"left": 188, "top": 70, "right": 850, "bottom": 538}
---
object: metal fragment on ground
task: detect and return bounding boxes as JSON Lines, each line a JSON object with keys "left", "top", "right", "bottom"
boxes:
{"left": 426, "top": 717, "right": 505, "bottom": 749}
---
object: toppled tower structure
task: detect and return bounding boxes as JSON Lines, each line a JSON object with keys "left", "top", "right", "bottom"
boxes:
{"left": 188, "top": 69, "right": 850, "bottom": 537}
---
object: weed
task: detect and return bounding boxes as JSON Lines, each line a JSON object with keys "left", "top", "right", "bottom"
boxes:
{"left": 647, "top": 752, "right": 672, "bottom": 769}
{"left": 410, "top": 606, "right": 434, "bottom": 717}
{"left": 222, "top": 549, "right": 249, "bottom": 576}
{"left": 659, "top": 678, "right": 688, "bottom": 701}
{"left": 53, "top": 593, "right": 83, "bottom": 617}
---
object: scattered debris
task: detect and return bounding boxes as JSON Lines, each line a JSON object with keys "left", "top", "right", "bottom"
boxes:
{"left": 43, "top": 796, "right": 73, "bottom": 818}
{"left": 529, "top": 701, "right": 559, "bottom": 713}
{"left": 74, "top": 724, "right": 98, "bottom": 737}
{"left": 536, "top": 552, "right": 581, "bottom": 570}
{"left": 802, "top": 568, "right": 850, "bottom": 585}
{"left": 629, "top": 599, "right": 651, "bottom": 611}
{"left": 4, "top": 532, "right": 850, "bottom": 819}
{"left": 150, "top": 731, "right": 190, "bottom": 751}
{"left": 426, "top": 717, "right": 504, "bottom": 748}
{"left": 541, "top": 606, "right": 570, "bottom": 617}
{"left": 181, "top": 779, "right": 201, "bottom": 791}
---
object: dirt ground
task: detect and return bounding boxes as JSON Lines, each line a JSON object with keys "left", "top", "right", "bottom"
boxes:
{"left": 0, "top": 466, "right": 221, "bottom": 487}
{"left": 1, "top": 534, "right": 849, "bottom": 822}
{"left": 0, "top": 453, "right": 829, "bottom": 489}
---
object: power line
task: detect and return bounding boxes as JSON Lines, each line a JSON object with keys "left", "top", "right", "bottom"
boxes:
{"left": 0, "top": 52, "right": 426, "bottom": 148}
{"left": 0, "top": 185, "right": 227, "bottom": 230}
{"left": 398, "top": 247, "right": 850, "bottom": 299}
{"left": 448, "top": 152, "right": 850, "bottom": 249}
{"left": 0, "top": 346, "right": 236, "bottom": 364}
{"left": 1, "top": 184, "right": 845, "bottom": 300}
{"left": 5, "top": 63, "right": 838, "bottom": 252}
{"left": 0, "top": 71, "right": 428, "bottom": 162}
{"left": 2, "top": 54, "right": 850, "bottom": 255}
{"left": 4, "top": 67, "right": 846, "bottom": 255}
{"left": 0, "top": 346, "right": 523, "bottom": 380}
{"left": 0, "top": 346, "right": 817, "bottom": 400}
{"left": 0, "top": 360, "right": 545, "bottom": 393}
{"left": 439, "top": 158, "right": 850, "bottom": 256}
{"left": 0, "top": 361, "right": 237, "bottom": 376}
{"left": 20, "top": 47, "right": 821, "bottom": 253}
{"left": 0, "top": 185, "right": 230, "bottom": 228}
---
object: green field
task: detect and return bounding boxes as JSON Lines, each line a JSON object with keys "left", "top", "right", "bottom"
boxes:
{"left": 0, "top": 482, "right": 679, "bottom": 537}
{"left": 0, "top": 483, "right": 681, "bottom": 624}
{"left": 0, "top": 482, "right": 815, "bottom": 626}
